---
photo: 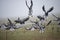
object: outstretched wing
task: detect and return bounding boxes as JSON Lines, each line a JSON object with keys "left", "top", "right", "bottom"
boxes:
{"left": 25, "top": 0, "right": 29, "bottom": 9}
{"left": 14, "top": 17, "right": 21, "bottom": 23}
{"left": 8, "top": 18, "right": 12, "bottom": 24}
{"left": 51, "top": 13, "right": 58, "bottom": 19}
{"left": 15, "top": 20, "right": 20, "bottom": 23}
{"left": 47, "top": 7, "right": 54, "bottom": 13}
{"left": 15, "top": 17, "right": 29, "bottom": 24}
{"left": 23, "top": 17, "right": 29, "bottom": 22}
{"left": 37, "top": 16, "right": 45, "bottom": 20}
{"left": 42, "top": 5, "right": 46, "bottom": 13}
{"left": 46, "top": 20, "right": 52, "bottom": 26}
{"left": 30, "top": 0, "right": 33, "bottom": 9}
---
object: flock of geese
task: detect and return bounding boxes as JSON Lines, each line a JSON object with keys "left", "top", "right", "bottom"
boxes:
{"left": 0, "top": 0, "right": 60, "bottom": 33}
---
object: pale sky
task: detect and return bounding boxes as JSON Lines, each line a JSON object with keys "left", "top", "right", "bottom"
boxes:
{"left": 0, "top": 0, "right": 60, "bottom": 18}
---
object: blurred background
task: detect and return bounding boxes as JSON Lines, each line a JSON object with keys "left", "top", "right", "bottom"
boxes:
{"left": 0, "top": 0, "right": 60, "bottom": 40}
{"left": 0, "top": 0, "right": 60, "bottom": 18}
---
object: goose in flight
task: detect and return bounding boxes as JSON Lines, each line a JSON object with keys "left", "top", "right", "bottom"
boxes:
{"left": 42, "top": 5, "right": 54, "bottom": 17}
{"left": 25, "top": 0, "right": 33, "bottom": 16}
{"left": 15, "top": 17, "right": 29, "bottom": 24}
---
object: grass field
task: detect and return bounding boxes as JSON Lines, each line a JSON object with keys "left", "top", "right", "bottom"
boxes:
{"left": 0, "top": 23, "right": 60, "bottom": 40}
{"left": 0, "top": 17, "right": 60, "bottom": 40}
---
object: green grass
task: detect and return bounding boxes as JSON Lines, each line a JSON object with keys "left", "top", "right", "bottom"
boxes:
{"left": 0, "top": 24, "right": 60, "bottom": 40}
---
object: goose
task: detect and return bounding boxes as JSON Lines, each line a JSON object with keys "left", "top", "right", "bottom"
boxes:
{"left": 42, "top": 5, "right": 54, "bottom": 18}
{"left": 30, "top": 20, "right": 45, "bottom": 32}
{"left": 4, "top": 18, "right": 18, "bottom": 31}
{"left": 15, "top": 17, "right": 29, "bottom": 24}
{"left": 25, "top": 0, "right": 33, "bottom": 16}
